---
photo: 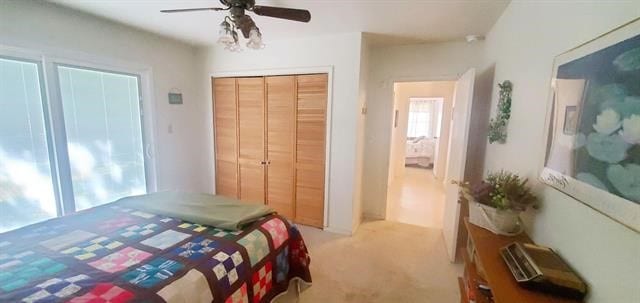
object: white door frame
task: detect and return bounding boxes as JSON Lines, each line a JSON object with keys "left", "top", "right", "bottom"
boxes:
{"left": 383, "top": 74, "right": 459, "bottom": 216}
{"left": 210, "top": 66, "right": 334, "bottom": 228}
{"left": 432, "top": 98, "right": 445, "bottom": 178}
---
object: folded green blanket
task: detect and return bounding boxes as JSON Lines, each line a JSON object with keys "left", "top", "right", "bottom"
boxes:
{"left": 115, "top": 191, "right": 275, "bottom": 231}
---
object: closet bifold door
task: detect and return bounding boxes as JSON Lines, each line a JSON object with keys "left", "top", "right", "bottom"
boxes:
{"left": 265, "top": 76, "right": 296, "bottom": 218}
{"left": 295, "top": 74, "right": 328, "bottom": 228}
{"left": 237, "top": 77, "right": 266, "bottom": 203}
{"left": 213, "top": 78, "right": 238, "bottom": 198}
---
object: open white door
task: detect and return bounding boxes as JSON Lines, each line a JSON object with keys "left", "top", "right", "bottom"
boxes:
{"left": 442, "top": 68, "right": 475, "bottom": 262}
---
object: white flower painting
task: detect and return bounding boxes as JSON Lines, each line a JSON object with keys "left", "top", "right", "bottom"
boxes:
{"left": 542, "top": 20, "right": 640, "bottom": 232}
{"left": 593, "top": 108, "right": 622, "bottom": 135}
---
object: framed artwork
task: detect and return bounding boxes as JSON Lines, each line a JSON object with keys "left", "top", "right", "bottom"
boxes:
{"left": 540, "top": 18, "right": 640, "bottom": 233}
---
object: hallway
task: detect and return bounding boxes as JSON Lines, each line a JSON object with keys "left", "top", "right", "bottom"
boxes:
{"left": 386, "top": 167, "right": 446, "bottom": 229}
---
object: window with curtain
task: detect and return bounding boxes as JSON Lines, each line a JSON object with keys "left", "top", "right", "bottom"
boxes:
{"left": 0, "top": 54, "right": 149, "bottom": 232}
{"left": 407, "top": 99, "right": 434, "bottom": 138}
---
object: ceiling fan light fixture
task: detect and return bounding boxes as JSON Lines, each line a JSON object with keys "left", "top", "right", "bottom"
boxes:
{"left": 162, "top": 1, "right": 312, "bottom": 52}
{"left": 224, "top": 31, "right": 243, "bottom": 52}
{"left": 246, "top": 27, "right": 265, "bottom": 50}
{"left": 216, "top": 20, "right": 235, "bottom": 45}
{"left": 224, "top": 41, "right": 243, "bottom": 52}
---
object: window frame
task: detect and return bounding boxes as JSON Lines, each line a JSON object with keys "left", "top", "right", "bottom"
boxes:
{"left": 0, "top": 44, "right": 158, "bottom": 221}
{"left": 406, "top": 97, "right": 443, "bottom": 139}
{"left": 0, "top": 53, "right": 64, "bottom": 218}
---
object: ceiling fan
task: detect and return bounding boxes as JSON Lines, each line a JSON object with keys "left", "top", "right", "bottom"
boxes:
{"left": 161, "top": 0, "right": 311, "bottom": 52}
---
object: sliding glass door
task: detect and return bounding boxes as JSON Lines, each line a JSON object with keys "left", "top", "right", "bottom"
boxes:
{"left": 0, "top": 53, "right": 152, "bottom": 232}
{"left": 0, "top": 58, "right": 58, "bottom": 232}
{"left": 57, "top": 66, "right": 147, "bottom": 211}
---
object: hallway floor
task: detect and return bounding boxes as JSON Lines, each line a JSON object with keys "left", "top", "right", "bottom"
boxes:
{"left": 386, "top": 167, "right": 446, "bottom": 229}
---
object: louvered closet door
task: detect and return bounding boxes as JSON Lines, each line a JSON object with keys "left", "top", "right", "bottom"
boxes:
{"left": 237, "top": 77, "right": 266, "bottom": 203}
{"left": 213, "top": 78, "right": 238, "bottom": 198}
{"left": 295, "top": 74, "right": 328, "bottom": 228}
{"left": 266, "top": 76, "right": 296, "bottom": 218}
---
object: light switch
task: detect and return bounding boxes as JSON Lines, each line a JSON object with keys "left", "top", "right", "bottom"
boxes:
{"left": 168, "top": 124, "right": 173, "bottom": 134}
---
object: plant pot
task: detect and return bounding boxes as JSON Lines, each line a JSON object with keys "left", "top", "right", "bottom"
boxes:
{"left": 468, "top": 199, "right": 523, "bottom": 236}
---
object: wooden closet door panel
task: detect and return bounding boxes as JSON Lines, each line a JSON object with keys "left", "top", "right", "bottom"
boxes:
{"left": 295, "top": 74, "right": 328, "bottom": 228}
{"left": 213, "top": 78, "right": 238, "bottom": 197}
{"left": 266, "top": 76, "right": 296, "bottom": 218}
{"left": 237, "top": 77, "right": 265, "bottom": 203}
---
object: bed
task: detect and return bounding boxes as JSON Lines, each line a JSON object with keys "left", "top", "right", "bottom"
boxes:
{"left": 0, "top": 192, "right": 311, "bottom": 303}
{"left": 405, "top": 137, "right": 436, "bottom": 168}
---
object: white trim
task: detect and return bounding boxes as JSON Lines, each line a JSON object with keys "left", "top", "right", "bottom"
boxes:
{"left": 0, "top": 45, "right": 45, "bottom": 61}
{"left": 210, "top": 66, "right": 334, "bottom": 229}
{"left": 211, "top": 66, "right": 333, "bottom": 78}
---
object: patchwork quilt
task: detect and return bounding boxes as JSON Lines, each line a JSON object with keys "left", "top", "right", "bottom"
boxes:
{"left": 0, "top": 202, "right": 311, "bottom": 303}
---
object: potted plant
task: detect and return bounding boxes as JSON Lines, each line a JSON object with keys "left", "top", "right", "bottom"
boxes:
{"left": 454, "top": 170, "right": 538, "bottom": 235}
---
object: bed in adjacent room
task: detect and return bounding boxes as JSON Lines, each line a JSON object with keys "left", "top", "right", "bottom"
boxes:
{"left": 405, "top": 137, "right": 436, "bottom": 168}
{"left": 0, "top": 192, "right": 311, "bottom": 303}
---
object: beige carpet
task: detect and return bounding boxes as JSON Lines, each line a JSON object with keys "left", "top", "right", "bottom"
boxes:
{"left": 275, "top": 220, "right": 462, "bottom": 302}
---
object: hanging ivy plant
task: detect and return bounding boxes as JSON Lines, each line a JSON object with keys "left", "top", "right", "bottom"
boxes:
{"left": 488, "top": 81, "right": 513, "bottom": 144}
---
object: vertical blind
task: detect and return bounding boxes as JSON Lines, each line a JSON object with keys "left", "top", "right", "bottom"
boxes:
{"left": 0, "top": 57, "right": 148, "bottom": 232}
{"left": 58, "top": 66, "right": 146, "bottom": 211}
{"left": 0, "top": 58, "right": 57, "bottom": 231}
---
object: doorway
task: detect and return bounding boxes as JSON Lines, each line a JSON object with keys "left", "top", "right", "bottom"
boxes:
{"left": 381, "top": 69, "right": 476, "bottom": 261}
{"left": 385, "top": 81, "right": 456, "bottom": 229}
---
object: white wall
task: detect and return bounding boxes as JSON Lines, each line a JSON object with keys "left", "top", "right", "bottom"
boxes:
{"left": 481, "top": 2, "right": 640, "bottom": 302}
{"left": 0, "top": 1, "right": 209, "bottom": 193}
{"left": 353, "top": 36, "right": 370, "bottom": 232}
{"left": 198, "top": 33, "right": 365, "bottom": 234}
{"left": 362, "top": 41, "right": 485, "bottom": 218}
{"left": 391, "top": 81, "right": 455, "bottom": 183}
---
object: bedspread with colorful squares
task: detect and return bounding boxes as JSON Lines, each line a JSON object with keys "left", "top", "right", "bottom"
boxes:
{"left": 0, "top": 202, "right": 311, "bottom": 303}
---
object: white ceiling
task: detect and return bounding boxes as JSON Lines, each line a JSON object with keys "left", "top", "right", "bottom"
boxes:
{"left": 51, "top": 0, "right": 509, "bottom": 47}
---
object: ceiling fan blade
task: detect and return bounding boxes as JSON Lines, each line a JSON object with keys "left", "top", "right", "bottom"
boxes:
{"left": 252, "top": 6, "right": 311, "bottom": 22}
{"left": 160, "top": 7, "right": 224, "bottom": 13}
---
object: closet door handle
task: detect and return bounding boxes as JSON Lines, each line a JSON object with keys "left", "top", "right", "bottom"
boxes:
{"left": 260, "top": 161, "right": 267, "bottom": 165}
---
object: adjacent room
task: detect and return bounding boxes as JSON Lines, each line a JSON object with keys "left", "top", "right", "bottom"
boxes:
{"left": 386, "top": 81, "right": 455, "bottom": 228}
{"left": 1, "top": 1, "right": 639, "bottom": 303}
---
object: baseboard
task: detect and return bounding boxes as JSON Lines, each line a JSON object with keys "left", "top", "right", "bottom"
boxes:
{"left": 323, "top": 226, "right": 353, "bottom": 235}
{"left": 363, "top": 212, "right": 385, "bottom": 220}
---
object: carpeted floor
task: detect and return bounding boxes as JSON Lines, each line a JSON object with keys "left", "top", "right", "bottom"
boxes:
{"left": 275, "top": 220, "right": 462, "bottom": 302}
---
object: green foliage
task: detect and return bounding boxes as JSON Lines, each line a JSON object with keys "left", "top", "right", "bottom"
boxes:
{"left": 453, "top": 170, "right": 537, "bottom": 211}
{"left": 486, "top": 170, "right": 537, "bottom": 211}
{"left": 488, "top": 81, "right": 513, "bottom": 144}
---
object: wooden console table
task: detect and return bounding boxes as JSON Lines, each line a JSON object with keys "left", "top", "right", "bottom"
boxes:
{"left": 460, "top": 218, "right": 581, "bottom": 303}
